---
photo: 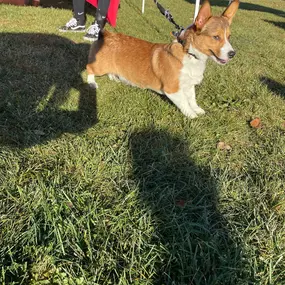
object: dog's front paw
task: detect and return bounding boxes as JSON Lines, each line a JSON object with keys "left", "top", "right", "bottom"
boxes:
{"left": 193, "top": 107, "right": 205, "bottom": 115}
{"left": 181, "top": 109, "right": 198, "bottom": 119}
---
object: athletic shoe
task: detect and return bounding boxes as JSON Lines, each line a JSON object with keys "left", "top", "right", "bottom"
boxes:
{"left": 83, "top": 22, "right": 101, "bottom": 41}
{"left": 59, "top": 17, "right": 86, "bottom": 32}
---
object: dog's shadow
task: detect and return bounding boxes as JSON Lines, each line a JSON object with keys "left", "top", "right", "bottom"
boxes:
{"left": 0, "top": 33, "right": 97, "bottom": 148}
{"left": 129, "top": 129, "right": 244, "bottom": 284}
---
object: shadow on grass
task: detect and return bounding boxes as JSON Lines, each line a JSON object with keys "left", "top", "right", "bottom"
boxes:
{"left": 185, "top": 0, "right": 285, "bottom": 18}
{"left": 263, "top": 19, "right": 285, "bottom": 30}
{"left": 130, "top": 129, "right": 244, "bottom": 284}
{"left": 0, "top": 33, "right": 97, "bottom": 148}
{"left": 260, "top": 76, "right": 285, "bottom": 99}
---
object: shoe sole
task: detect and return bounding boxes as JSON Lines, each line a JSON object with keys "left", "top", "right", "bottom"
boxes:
{"left": 83, "top": 36, "right": 98, "bottom": 42}
{"left": 59, "top": 28, "right": 86, "bottom": 33}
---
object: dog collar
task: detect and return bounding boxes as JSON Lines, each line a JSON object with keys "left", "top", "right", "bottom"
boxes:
{"left": 188, "top": 52, "right": 199, "bottom": 60}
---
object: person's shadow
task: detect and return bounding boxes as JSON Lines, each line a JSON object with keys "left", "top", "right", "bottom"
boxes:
{"left": 129, "top": 129, "right": 243, "bottom": 284}
{"left": 263, "top": 20, "right": 285, "bottom": 30}
{"left": 0, "top": 33, "right": 97, "bottom": 148}
{"left": 260, "top": 76, "right": 285, "bottom": 99}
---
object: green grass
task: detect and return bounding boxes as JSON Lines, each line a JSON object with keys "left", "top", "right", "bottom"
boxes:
{"left": 0, "top": 0, "right": 285, "bottom": 284}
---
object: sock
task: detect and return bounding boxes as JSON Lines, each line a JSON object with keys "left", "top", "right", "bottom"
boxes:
{"left": 72, "top": 0, "right": 86, "bottom": 25}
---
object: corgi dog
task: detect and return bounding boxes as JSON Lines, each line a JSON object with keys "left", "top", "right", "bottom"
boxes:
{"left": 86, "top": 0, "right": 239, "bottom": 118}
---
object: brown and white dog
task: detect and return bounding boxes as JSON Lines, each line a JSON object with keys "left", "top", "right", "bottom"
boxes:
{"left": 86, "top": 0, "right": 239, "bottom": 118}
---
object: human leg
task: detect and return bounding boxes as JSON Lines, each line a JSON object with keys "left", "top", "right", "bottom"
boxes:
{"left": 59, "top": 0, "right": 86, "bottom": 32}
{"left": 84, "top": 0, "right": 111, "bottom": 41}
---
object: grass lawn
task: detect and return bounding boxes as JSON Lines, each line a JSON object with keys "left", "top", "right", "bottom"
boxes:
{"left": 0, "top": 0, "right": 285, "bottom": 284}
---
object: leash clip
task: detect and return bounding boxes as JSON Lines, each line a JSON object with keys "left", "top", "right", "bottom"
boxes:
{"left": 172, "top": 27, "right": 185, "bottom": 44}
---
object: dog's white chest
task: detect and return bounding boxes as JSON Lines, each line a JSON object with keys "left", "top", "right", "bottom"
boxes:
{"left": 179, "top": 55, "right": 206, "bottom": 88}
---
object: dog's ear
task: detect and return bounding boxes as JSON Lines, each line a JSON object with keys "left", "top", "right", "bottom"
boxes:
{"left": 194, "top": 0, "right": 212, "bottom": 30}
{"left": 222, "top": 0, "right": 239, "bottom": 25}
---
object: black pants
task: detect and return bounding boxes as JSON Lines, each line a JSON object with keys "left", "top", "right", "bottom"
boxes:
{"left": 73, "top": 0, "right": 111, "bottom": 27}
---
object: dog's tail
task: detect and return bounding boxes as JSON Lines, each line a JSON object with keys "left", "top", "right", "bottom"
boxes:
{"left": 88, "top": 31, "right": 105, "bottom": 64}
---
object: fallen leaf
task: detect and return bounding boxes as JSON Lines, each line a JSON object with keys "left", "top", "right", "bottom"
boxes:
{"left": 275, "top": 205, "right": 281, "bottom": 212}
{"left": 250, "top": 117, "right": 262, "bottom": 129}
{"left": 66, "top": 202, "right": 74, "bottom": 209}
{"left": 217, "top": 141, "right": 232, "bottom": 151}
{"left": 176, "top": 200, "right": 186, "bottom": 207}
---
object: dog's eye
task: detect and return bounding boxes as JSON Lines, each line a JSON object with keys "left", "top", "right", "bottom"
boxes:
{"left": 213, "top": 35, "right": 220, "bottom": 41}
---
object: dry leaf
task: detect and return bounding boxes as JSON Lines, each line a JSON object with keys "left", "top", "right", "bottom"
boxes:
{"left": 66, "top": 202, "right": 74, "bottom": 209}
{"left": 217, "top": 141, "right": 232, "bottom": 151}
{"left": 176, "top": 200, "right": 186, "bottom": 207}
{"left": 250, "top": 117, "right": 262, "bottom": 129}
{"left": 275, "top": 205, "right": 281, "bottom": 212}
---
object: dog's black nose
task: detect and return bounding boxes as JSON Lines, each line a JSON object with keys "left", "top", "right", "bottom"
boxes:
{"left": 228, "top": 50, "right": 236, "bottom": 59}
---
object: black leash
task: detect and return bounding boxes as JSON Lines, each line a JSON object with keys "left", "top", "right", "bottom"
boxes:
{"left": 153, "top": 0, "right": 184, "bottom": 38}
